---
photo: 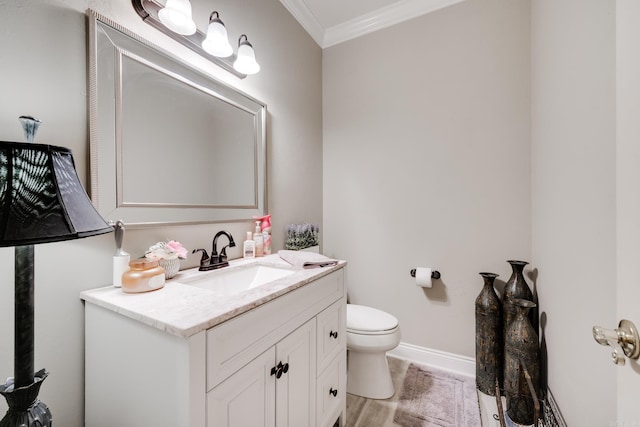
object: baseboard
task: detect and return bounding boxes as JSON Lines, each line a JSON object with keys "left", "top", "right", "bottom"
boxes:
{"left": 388, "top": 342, "right": 475, "bottom": 378}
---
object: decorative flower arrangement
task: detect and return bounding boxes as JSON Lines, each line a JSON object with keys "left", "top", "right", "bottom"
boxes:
{"left": 285, "top": 223, "right": 319, "bottom": 250}
{"left": 145, "top": 240, "right": 188, "bottom": 261}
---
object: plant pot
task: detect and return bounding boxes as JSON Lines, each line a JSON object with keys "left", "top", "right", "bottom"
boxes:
{"left": 158, "top": 258, "right": 180, "bottom": 279}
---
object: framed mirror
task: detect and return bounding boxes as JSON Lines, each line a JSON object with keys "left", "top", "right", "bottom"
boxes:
{"left": 88, "top": 11, "right": 267, "bottom": 227}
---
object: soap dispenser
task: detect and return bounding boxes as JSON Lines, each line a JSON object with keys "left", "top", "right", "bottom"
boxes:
{"left": 253, "top": 221, "right": 264, "bottom": 257}
{"left": 112, "top": 220, "right": 130, "bottom": 288}
{"left": 243, "top": 231, "right": 256, "bottom": 258}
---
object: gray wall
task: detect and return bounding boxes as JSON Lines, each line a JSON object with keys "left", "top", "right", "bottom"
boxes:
{"left": 0, "top": 0, "right": 322, "bottom": 425}
{"left": 531, "top": 1, "right": 617, "bottom": 425}
{"left": 1, "top": 0, "right": 632, "bottom": 425}
{"left": 323, "top": 0, "right": 531, "bottom": 358}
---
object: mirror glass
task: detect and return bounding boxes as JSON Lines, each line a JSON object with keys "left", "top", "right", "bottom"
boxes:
{"left": 88, "top": 12, "right": 267, "bottom": 227}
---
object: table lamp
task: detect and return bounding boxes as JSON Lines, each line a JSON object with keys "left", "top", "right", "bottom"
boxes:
{"left": 0, "top": 116, "right": 112, "bottom": 426}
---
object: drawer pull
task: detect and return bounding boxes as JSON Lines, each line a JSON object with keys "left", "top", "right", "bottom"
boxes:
{"left": 270, "top": 361, "right": 290, "bottom": 379}
{"left": 329, "top": 387, "right": 338, "bottom": 397}
{"left": 329, "top": 331, "right": 338, "bottom": 339}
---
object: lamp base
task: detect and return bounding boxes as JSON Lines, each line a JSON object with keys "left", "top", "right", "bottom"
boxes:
{"left": 0, "top": 370, "right": 52, "bottom": 427}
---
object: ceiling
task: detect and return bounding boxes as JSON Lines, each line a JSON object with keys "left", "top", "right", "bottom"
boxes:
{"left": 278, "top": 0, "right": 464, "bottom": 48}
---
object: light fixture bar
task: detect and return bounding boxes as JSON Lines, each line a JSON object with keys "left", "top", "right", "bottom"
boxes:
{"left": 131, "top": 0, "right": 247, "bottom": 79}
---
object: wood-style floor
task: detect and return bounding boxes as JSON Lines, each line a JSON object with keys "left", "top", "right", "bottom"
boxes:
{"left": 344, "top": 356, "right": 411, "bottom": 426}
{"left": 341, "top": 355, "right": 541, "bottom": 427}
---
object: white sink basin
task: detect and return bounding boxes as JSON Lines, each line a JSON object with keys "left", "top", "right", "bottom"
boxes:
{"left": 178, "top": 264, "right": 295, "bottom": 295}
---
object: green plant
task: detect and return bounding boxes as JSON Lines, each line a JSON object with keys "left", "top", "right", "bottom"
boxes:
{"left": 285, "top": 223, "right": 319, "bottom": 250}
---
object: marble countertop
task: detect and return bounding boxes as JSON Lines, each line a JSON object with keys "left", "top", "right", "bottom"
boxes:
{"left": 80, "top": 254, "right": 346, "bottom": 338}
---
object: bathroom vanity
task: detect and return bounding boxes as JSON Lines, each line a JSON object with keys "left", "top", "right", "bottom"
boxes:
{"left": 81, "top": 256, "right": 346, "bottom": 427}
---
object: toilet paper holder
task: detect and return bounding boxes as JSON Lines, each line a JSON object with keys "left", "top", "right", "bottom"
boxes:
{"left": 410, "top": 269, "right": 441, "bottom": 280}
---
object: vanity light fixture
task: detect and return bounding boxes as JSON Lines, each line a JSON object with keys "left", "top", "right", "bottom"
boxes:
{"left": 201, "top": 11, "right": 233, "bottom": 57}
{"left": 132, "top": 0, "right": 260, "bottom": 79}
{"left": 233, "top": 34, "right": 261, "bottom": 75}
{"left": 157, "top": 0, "right": 196, "bottom": 35}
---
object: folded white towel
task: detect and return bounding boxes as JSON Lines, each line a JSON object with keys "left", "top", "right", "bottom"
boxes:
{"left": 278, "top": 250, "right": 338, "bottom": 269}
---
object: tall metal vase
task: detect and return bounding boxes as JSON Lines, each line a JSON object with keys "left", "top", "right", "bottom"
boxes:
{"left": 504, "top": 298, "right": 540, "bottom": 425}
{"left": 502, "top": 260, "right": 534, "bottom": 341}
{"left": 475, "top": 272, "right": 503, "bottom": 395}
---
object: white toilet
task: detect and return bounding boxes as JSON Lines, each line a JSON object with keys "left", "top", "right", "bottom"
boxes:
{"left": 346, "top": 304, "right": 401, "bottom": 399}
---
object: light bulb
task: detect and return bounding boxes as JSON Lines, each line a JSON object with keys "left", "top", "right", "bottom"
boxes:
{"left": 233, "top": 35, "right": 260, "bottom": 75}
{"left": 158, "top": 0, "right": 197, "bottom": 35}
{"left": 202, "top": 12, "right": 233, "bottom": 58}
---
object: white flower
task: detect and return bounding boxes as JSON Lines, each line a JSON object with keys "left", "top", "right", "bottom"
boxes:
{"left": 145, "top": 240, "right": 188, "bottom": 260}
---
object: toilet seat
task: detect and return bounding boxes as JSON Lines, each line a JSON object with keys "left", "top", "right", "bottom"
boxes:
{"left": 347, "top": 304, "right": 398, "bottom": 334}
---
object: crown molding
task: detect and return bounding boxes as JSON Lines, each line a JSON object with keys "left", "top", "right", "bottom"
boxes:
{"left": 324, "top": 0, "right": 465, "bottom": 47}
{"left": 280, "top": 0, "right": 465, "bottom": 49}
{"left": 278, "top": 0, "right": 326, "bottom": 47}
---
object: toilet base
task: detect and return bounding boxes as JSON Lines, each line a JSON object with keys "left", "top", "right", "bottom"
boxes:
{"left": 346, "top": 350, "right": 394, "bottom": 399}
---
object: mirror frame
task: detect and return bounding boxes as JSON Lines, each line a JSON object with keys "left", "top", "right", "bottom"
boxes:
{"left": 87, "top": 10, "right": 267, "bottom": 228}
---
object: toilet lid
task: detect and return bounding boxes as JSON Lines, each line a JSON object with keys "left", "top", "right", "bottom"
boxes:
{"left": 347, "top": 304, "right": 399, "bottom": 333}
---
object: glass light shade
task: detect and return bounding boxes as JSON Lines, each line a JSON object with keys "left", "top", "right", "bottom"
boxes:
{"left": 158, "top": 0, "right": 197, "bottom": 36}
{"left": 202, "top": 15, "right": 233, "bottom": 58}
{"left": 233, "top": 37, "right": 260, "bottom": 75}
{"left": 0, "top": 141, "right": 113, "bottom": 246}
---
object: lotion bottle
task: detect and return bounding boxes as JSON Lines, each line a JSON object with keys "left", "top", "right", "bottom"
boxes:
{"left": 243, "top": 231, "right": 256, "bottom": 258}
{"left": 253, "top": 221, "right": 264, "bottom": 257}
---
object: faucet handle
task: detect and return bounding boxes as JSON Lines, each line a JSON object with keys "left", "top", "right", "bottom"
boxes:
{"left": 220, "top": 245, "right": 230, "bottom": 262}
{"left": 192, "top": 248, "right": 209, "bottom": 265}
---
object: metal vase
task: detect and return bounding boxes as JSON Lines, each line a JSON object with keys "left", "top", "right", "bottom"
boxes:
{"left": 504, "top": 298, "right": 540, "bottom": 425}
{"left": 475, "top": 272, "right": 503, "bottom": 395}
{"left": 502, "top": 260, "right": 534, "bottom": 342}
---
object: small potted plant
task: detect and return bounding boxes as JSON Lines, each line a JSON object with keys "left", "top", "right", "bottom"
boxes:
{"left": 285, "top": 223, "right": 319, "bottom": 252}
{"left": 145, "top": 240, "right": 188, "bottom": 279}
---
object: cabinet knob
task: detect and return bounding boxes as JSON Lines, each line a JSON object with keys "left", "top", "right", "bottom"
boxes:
{"left": 270, "top": 361, "right": 289, "bottom": 379}
{"left": 329, "top": 388, "right": 338, "bottom": 397}
{"left": 271, "top": 361, "right": 283, "bottom": 378}
{"left": 329, "top": 331, "right": 338, "bottom": 339}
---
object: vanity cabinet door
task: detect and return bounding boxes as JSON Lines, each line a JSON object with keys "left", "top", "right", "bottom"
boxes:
{"left": 208, "top": 319, "right": 317, "bottom": 427}
{"left": 207, "top": 347, "right": 276, "bottom": 427}
{"left": 275, "top": 319, "right": 316, "bottom": 427}
{"left": 316, "top": 353, "right": 346, "bottom": 427}
{"left": 316, "top": 300, "right": 346, "bottom": 373}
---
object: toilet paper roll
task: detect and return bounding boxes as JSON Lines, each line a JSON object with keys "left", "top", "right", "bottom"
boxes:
{"left": 414, "top": 267, "right": 433, "bottom": 288}
{"left": 113, "top": 254, "right": 130, "bottom": 288}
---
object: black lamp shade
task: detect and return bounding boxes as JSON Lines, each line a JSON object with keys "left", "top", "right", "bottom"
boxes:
{"left": 0, "top": 141, "right": 112, "bottom": 246}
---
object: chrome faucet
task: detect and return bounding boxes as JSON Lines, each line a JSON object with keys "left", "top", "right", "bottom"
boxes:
{"left": 192, "top": 231, "right": 236, "bottom": 271}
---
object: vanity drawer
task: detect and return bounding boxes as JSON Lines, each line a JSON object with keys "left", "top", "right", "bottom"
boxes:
{"left": 316, "top": 353, "right": 346, "bottom": 427}
{"left": 316, "top": 299, "right": 346, "bottom": 373}
{"left": 206, "top": 269, "right": 344, "bottom": 390}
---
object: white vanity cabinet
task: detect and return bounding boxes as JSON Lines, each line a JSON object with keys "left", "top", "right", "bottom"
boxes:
{"left": 208, "top": 319, "right": 315, "bottom": 427}
{"left": 83, "top": 262, "right": 346, "bottom": 427}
